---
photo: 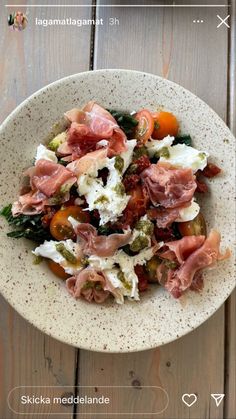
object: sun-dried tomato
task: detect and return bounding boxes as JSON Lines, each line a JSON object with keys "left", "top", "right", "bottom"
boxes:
{"left": 123, "top": 174, "right": 140, "bottom": 191}
{"left": 154, "top": 226, "right": 175, "bottom": 241}
{"left": 135, "top": 265, "right": 149, "bottom": 292}
{"left": 196, "top": 179, "right": 208, "bottom": 193}
{"left": 134, "top": 155, "right": 151, "bottom": 174}
{"left": 202, "top": 163, "right": 221, "bottom": 178}
{"left": 41, "top": 207, "right": 57, "bottom": 228}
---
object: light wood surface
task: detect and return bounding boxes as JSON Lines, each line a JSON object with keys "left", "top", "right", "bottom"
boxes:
{"left": 0, "top": 1, "right": 235, "bottom": 418}
{"left": 0, "top": 1, "right": 92, "bottom": 418}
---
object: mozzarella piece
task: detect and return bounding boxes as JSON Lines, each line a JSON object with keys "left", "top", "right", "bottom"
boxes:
{"left": 159, "top": 143, "right": 209, "bottom": 173}
{"left": 68, "top": 216, "right": 80, "bottom": 230}
{"left": 176, "top": 199, "right": 200, "bottom": 222}
{"left": 88, "top": 246, "right": 158, "bottom": 301}
{"left": 33, "top": 239, "right": 82, "bottom": 275}
{"left": 77, "top": 142, "right": 136, "bottom": 225}
{"left": 129, "top": 214, "right": 152, "bottom": 248}
{"left": 105, "top": 269, "right": 126, "bottom": 304}
{"left": 120, "top": 139, "right": 137, "bottom": 172}
{"left": 146, "top": 135, "right": 174, "bottom": 157}
{"left": 97, "top": 139, "right": 109, "bottom": 147}
{"left": 35, "top": 144, "right": 58, "bottom": 163}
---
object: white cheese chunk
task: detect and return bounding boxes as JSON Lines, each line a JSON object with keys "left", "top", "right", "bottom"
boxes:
{"left": 35, "top": 144, "right": 58, "bottom": 163}
{"left": 159, "top": 143, "right": 209, "bottom": 173}
{"left": 146, "top": 135, "right": 174, "bottom": 158}
{"left": 105, "top": 268, "right": 126, "bottom": 304}
{"left": 77, "top": 141, "right": 136, "bottom": 225}
{"left": 33, "top": 239, "right": 82, "bottom": 275}
{"left": 176, "top": 199, "right": 200, "bottom": 222}
{"left": 68, "top": 216, "right": 80, "bottom": 230}
{"left": 120, "top": 139, "right": 137, "bottom": 172}
{"left": 97, "top": 139, "right": 109, "bottom": 147}
{"left": 88, "top": 246, "right": 158, "bottom": 301}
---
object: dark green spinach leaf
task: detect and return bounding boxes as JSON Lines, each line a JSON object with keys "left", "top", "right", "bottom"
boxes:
{"left": 108, "top": 109, "right": 138, "bottom": 136}
{"left": 0, "top": 204, "right": 52, "bottom": 243}
{"left": 173, "top": 135, "right": 192, "bottom": 147}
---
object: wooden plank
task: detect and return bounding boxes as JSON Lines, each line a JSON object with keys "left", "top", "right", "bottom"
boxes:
{"left": 0, "top": 1, "right": 92, "bottom": 417}
{"left": 224, "top": 1, "right": 236, "bottom": 417}
{"left": 79, "top": 1, "right": 228, "bottom": 418}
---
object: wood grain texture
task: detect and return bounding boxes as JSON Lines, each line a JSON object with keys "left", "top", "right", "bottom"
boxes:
{"left": 225, "top": 3, "right": 236, "bottom": 418}
{"left": 78, "top": 1, "right": 229, "bottom": 418}
{"left": 0, "top": 1, "right": 92, "bottom": 418}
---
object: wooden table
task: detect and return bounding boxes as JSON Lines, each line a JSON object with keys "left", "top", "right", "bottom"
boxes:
{"left": 0, "top": 1, "right": 235, "bottom": 418}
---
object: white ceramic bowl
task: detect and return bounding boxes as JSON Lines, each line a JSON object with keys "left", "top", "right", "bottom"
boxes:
{"left": 0, "top": 70, "right": 235, "bottom": 352}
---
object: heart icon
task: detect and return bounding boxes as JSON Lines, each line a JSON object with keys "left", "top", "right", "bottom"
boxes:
{"left": 182, "top": 393, "right": 197, "bottom": 407}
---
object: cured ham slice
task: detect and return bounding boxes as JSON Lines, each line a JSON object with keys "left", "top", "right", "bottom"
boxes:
{"left": 64, "top": 102, "right": 127, "bottom": 159}
{"left": 105, "top": 127, "right": 128, "bottom": 157}
{"left": 148, "top": 207, "right": 180, "bottom": 228}
{"left": 67, "top": 149, "right": 108, "bottom": 177}
{"left": 66, "top": 267, "right": 122, "bottom": 303}
{"left": 163, "top": 230, "right": 230, "bottom": 297}
{"left": 163, "top": 235, "right": 205, "bottom": 263}
{"left": 76, "top": 223, "right": 132, "bottom": 257}
{"left": 141, "top": 162, "right": 196, "bottom": 208}
{"left": 12, "top": 159, "right": 77, "bottom": 215}
{"left": 29, "top": 159, "right": 77, "bottom": 197}
{"left": 12, "top": 190, "right": 47, "bottom": 216}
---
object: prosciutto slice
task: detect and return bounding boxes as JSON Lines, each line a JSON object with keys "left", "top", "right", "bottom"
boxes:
{"left": 163, "top": 235, "right": 206, "bottom": 263}
{"left": 67, "top": 148, "right": 108, "bottom": 177}
{"left": 164, "top": 230, "right": 230, "bottom": 297}
{"left": 12, "top": 190, "right": 47, "bottom": 216}
{"left": 28, "top": 159, "right": 77, "bottom": 197}
{"left": 63, "top": 102, "right": 128, "bottom": 159}
{"left": 141, "top": 162, "right": 196, "bottom": 208}
{"left": 76, "top": 223, "right": 132, "bottom": 257}
{"left": 148, "top": 207, "right": 180, "bottom": 228}
{"left": 66, "top": 267, "right": 122, "bottom": 303}
{"left": 12, "top": 159, "right": 77, "bottom": 215}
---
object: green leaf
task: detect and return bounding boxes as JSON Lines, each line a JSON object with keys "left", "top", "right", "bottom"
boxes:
{"left": 1, "top": 204, "right": 52, "bottom": 243}
{"left": 173, "top": 135, "right": 192, "bottom": 147}
{"left": 107, "top": 109, "right": 138, "bottom": 136}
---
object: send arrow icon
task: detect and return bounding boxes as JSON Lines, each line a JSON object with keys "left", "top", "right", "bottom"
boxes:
{"left": 211, "top": 394, "right": 225, "bottom": 407}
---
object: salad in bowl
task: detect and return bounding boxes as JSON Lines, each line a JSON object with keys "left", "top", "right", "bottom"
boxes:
{"left": 1, "top": 101, "right": 230, "bottom": 305}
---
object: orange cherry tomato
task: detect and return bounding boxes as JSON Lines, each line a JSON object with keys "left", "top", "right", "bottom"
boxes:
{"left": 152, "top": 111, "right": 179, "bottom": 140}
{"left": 134, "top": 110, "right": 154, "bottom": 144}
{"left": 48, "top": 260, "right": 70, "bottom": 280}
{"left": 50, "top": 205, "right": 90, "bottom": 241}
{"left": 178, "top": 212, "right": 207, "bottom": 237}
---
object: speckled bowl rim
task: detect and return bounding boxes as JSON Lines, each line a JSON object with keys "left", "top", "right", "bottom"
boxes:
{"left": 0, "top": 69, "right": 235, "bottom": 353}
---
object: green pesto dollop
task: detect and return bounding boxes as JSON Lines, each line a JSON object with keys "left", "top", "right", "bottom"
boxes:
{"left": 55, "top": 243, "right": 77, "bottom": 264}
{"left": 135, "top": 219, "right": 154, "bottom": 236}
{"left": 117, "top": 271, "right": 132, "bottom": 291}
{"left": 113, "top": 182, "right": 125, "bottom": 196}
{"left": 33, "top": 255, "right": 43, "bottom": 265}
{"left": 94, "top": 195, "right": 109, "bottom": 205}
{"left": 48, "top": 132, "right": 67, "bottom": 151}
{"left": 126, "top": 163, "right": 138, "bottom": 175}
{"left": 114, "top": 156, "right": 124, "bottom": 173}
{"left": 198, "top": 152, "right": 206, "bottom": 161}
{"left": 133, "top": 145, "right": 148, "bottom": 160}
{"left": 130, "top": 235, "right": 149, "bottom": 252}
{"left": 157, "top": 146, "right": 170, "bottom": 159}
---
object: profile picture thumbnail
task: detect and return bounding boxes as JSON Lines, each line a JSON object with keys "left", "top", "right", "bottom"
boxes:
{"left": 8, "top": 11, "right": 28, "bottom": 31}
